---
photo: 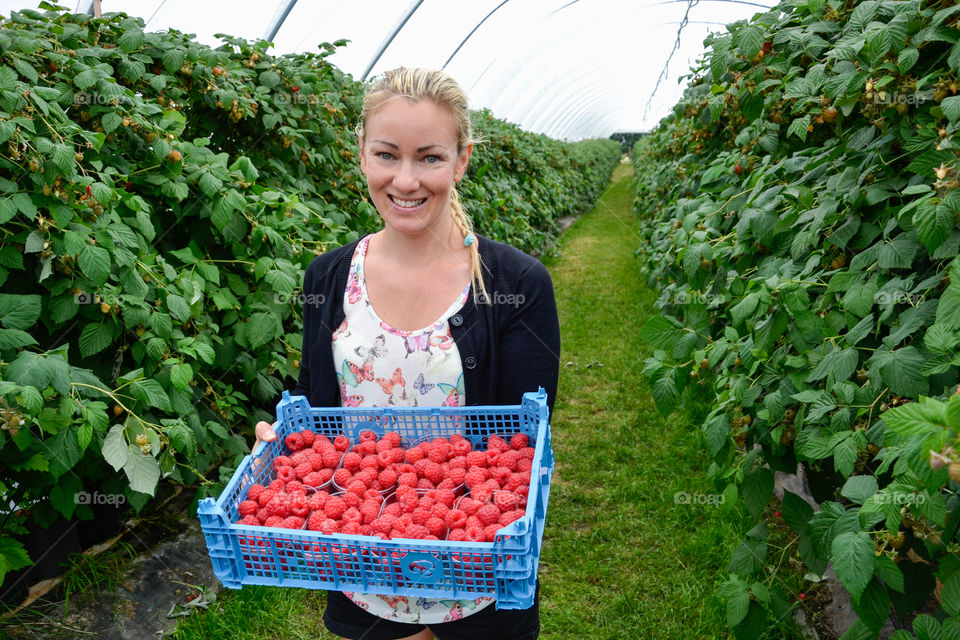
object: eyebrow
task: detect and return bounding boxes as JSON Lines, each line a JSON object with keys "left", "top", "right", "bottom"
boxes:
{"left": 371, "top": 140, "right": 449, "bottom": 153}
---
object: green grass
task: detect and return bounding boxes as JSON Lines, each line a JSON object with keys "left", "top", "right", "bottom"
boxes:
{"left": 173, "top": 162, "right": 755, "bottom": 639}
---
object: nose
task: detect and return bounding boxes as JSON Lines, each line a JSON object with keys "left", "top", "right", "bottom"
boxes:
{"left": 392, "top": 160, "right": 419, "bottom": 192}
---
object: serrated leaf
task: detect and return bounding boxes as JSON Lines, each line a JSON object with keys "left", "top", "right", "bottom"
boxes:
{"left": 102, "top": 425, "right": 128, "bottom": 471}
{"left": 728, "top": 538, "right": 767, "bottom": 577}
{"left": 943, "top": 95, "right": 960, "bottom": 124}
{"left": 78, "top": 321, "right": 114, "bottom": 358}
{"left": 166, "top": 293, "right": 191, "bottom": 322}
{"left": 882, "top": 399, "right": 948, "bottom": 438}
{"left": 169, "top": 363, "right": 193, "bottom": 391}
{"left": 900, "top": 47, "right": 920, "bottom": 73}
{"left": 782, "top": 490, "right": 814, "bottom": 535}
{"left": 788, "top": 115, "right": 811, "bottom": 142}
{"left": 727, "top": 588, "right": 751, "bottom": 627}
{"left": 130, "top": 378, "right": 171, "bottom": 412}
{"left": 841, "top": 475, "right": 878, "bottom": 504}
{"left": 123, "top": 444, "right": 160, "bottom": 496}
{"left": 245, "top": 312, "right": 282, "bottom": 350}
{"left": 79, "top": 244, "right": 111, "bottom": 285}
{"left": 743, "top": 467, "right": 774, "bottom": 517}
{"left": 46, "top": 426, "right": 83, "bottom": 479}
{"left": 0, "top": 294, "right": 42, "bottom": 330}
{"left": 942, "top": 573, "right": 960, "bottom": 617}
{"left": 913, "top": 203, "right": 953, "bottom": 253}
{"left": 831, "top": 531, "right": 875, "bottom": 600}
{"left": 49, "top": 475, "right": 82, "bottom": 519}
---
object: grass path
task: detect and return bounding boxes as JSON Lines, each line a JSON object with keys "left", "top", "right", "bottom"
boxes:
{"left": 172, "top": 162, "right": 751, "bottom": 640}
{"left": 538, "top": 161, "right": 748, "bottom": 639}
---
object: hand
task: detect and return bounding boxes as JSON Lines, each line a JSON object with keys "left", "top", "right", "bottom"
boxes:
{"left": 252, "top": 420, "right": 276, "bottom": 454}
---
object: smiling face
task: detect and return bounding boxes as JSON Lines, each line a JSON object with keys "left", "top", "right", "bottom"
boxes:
{"left": 359, "top": 98, "right": 472, "bottom": 239}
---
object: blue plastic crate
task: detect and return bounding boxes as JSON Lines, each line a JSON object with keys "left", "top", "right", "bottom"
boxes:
{"left": 197, "top": 388, "right": 553, "bottom": 610}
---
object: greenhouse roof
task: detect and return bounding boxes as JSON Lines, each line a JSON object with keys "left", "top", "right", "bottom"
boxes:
{"left": 1, "top": 0, "right": 779, "bottom": 140}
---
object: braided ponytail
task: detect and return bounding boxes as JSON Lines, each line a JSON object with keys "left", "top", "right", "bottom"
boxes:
{"left": 359, "top": 67, "right": 489, "bottom": 304}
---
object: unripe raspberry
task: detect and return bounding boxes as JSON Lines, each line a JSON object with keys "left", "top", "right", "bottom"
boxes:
{"left": 950, "top": 462, "right": 960, "bottom": 484}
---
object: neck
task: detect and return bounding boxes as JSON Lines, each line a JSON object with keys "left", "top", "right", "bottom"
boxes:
{"left": 373, "top": 215, "right": 465, "bottom": 265}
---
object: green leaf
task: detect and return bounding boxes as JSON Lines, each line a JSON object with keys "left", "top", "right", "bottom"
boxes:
{"left": 49, "top": 475, "right": 82, "bottom": 519}
{"left": 79, "top": 244, "right": 111, "bottom": 285}
{"left": 102, "top": 425, "right": 128, "bottom": 472}
{"left": 79, "top": 320, "right": 114, "bottom": 358}
{"left": 169, "top": 362, "right": 193, "bottom": 391}
{"left": 166, "top": 293, "right": 191, "bottom": 322}
{"left": 943, "top": 95, "right": 960, "bottom": 124}
{"left": 47, "top": 425, "right": 83, "bottom": 479}
{"left": 870, "top": 347, "right": 929, "bottom": 397}
{"left": 852, "top": 577, "right": 890, "bottom": 630}
{"left": 807, "top": 348, "right": 859, "bottom": 388}
{"left": 130, "top": 378, "right": 172, "bottom": 412}
{"left": 0, "top": 294, "right": 42, "bottom": 330}
{"left": 123, "top": 444, "right": 160, "bottom": 496}
{"left": 942, "top": 573, "right": 960, "bottom": 617}
{"left": 875, "top": 555, "right": 904, "bottom": 593}
{"left": 0, "top": 537, "right": 32, "bottom": 584}
{"left": 831, "top": 531, "right": 875, "bottom": 600}
{"left": 899, "top": 47, "right": 920, "bottom": 73}
{"left": 117, "top": 27, "right": 144, "bottom": 52}
{"left": 650, "top": 367, "right": 678, "bottom": 416}
{"left": 728, "top": 538, "right": 767, "bottom": 577}
{"left": 264, "top": 269, "right": 296, "bottom": 294}
{"left": 727, "top": 588, "right": 751, "bottom": 627}
{"left": 737, "top": 26, "right": 765, "bottom": 57}
{"left": 742, "top": 467, "right": 774, "bottom": 517}
{"left": 913, "top": 202, "right": 953, "bottom": 253}
{"left": 245, "top": 312, "right": 282, "bottom": 350}
{"left": 882, "top": 399, "right": 949, "bottom": 438}
{"left": 841, "top": 476, "right": 878, "bottom": 505}
{"left": 788, "top": 115, "right": 811, "bottom": 142}
{"left": 781, "top": 490, "right": 814, "bottom": 535}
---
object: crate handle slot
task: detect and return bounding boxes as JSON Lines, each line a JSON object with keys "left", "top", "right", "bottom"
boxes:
{"left": 400, "top": 552, "right": 444, "bottom": 585}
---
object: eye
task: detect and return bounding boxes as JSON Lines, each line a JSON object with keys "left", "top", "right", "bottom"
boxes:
{"left": 423, "top": 155, "right": 441, "bottom": 164}
{"left": 376, "top": 151, "right": 394, "bottom": 160}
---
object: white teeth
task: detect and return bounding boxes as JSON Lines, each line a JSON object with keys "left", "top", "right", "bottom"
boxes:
{"left": 391, "top": 196, "right": 425, "bottom": 208}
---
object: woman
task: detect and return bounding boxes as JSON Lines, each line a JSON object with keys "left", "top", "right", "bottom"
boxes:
{"left": 254, "top": 67, "right": 560, "bottom": 640}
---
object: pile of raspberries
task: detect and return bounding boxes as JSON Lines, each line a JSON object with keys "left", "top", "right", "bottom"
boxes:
{"left": 234, "top": 428, "right": 535, "bottom": 542}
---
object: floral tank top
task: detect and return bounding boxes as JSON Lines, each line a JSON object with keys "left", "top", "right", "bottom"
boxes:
{"left": 331, "top": 234, "right": 494, "bottom": 623}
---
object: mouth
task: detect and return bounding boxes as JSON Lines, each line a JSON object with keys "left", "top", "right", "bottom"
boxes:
{"left": 388, "top": 195, "right": 427, "bottom": 210}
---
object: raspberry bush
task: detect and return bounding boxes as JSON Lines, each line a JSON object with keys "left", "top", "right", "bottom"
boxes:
{"left": 635, "top": 1, "right": 960, "bottom": 637}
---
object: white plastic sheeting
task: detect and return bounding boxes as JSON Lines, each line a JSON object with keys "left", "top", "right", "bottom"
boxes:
{"left": 2, "top": 0, "right": 778, "bottom": 139}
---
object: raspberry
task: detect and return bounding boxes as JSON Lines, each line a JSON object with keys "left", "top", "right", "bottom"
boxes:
{"left": 359, "top": 500, "right": 381, "bottom": 524}
{"left": 246, "top": 484, "right": 266, "bottom": 502}
{"left": 417, "top": 478, "right": 436, "bottom": 490}
{"left": 361, "top": 454, "right": 380, "bottom": 471}
{"left": 358, "top": 440, "right": 377, "bottom": 456}
{"left": 277, "top": 465, "right": 297, "bottom": 482}
{"left": 411, "top": 507, "right": 431, "bottom": 525}
{"left": 490, "top": 467, "right": 511, "bottom": 486}
{"left": 256, "top": 508, "right": 269, "bottom": 522}
{"left": 473, "top": 488, "right": 495, "bottom": 504}
{"left": 375, "top": 438, "right": 393, "bottom": 454}
{"left": 290, "top": 450, "right": 310, "bottom": 466}
{"left": 289, "top": 493, "right": 310, "bottom": 517}
{"left": 316, "top": 469, "right": 334, "bottom": 485}
{"left": 307, "top": 512, "right": 334, "bottom": 532}
{"left": 458, "top": 497, "right": 481, "bottom": 515}
{"left": 499, "top": 450, "right": 519, "bottom": 471}
{"left": 273, "top": 456, "right": 292, "bottom": 470}
{"left": 372, "top": 514, "right": 399, "bottom": 536}
{"left": 431, "top": 503, "right": 450, "bottom": 520}
{"left": 422, "top": 460, "right": 444, "bottom": 484}
{"left": 391, "top": 447, "right": 406, "bottom": 463}
{"left": 268, "top": 479, "right": 285, "bottom": 492}
{"left": 263, "top": 516, "right": 285, "bottom": 528}
{"left": 517, "top": 458, "right": 533, "bottom": 473}
{"left": 464, "top": 467, "right": 487, "bottom": 488}
{"left": 519, "top": 447, "right": 535, "bottom": 461}
{"left": 405, "top": 524, "right": 430, "bottom": 539}
{"left": 266, "top": 496, "right": 289, "bottom": 518}
{"left": 377, "top": 449, "right": 394, "bottom": 468}
{"left": 359, "top": 429, "right": 378, "bottom": 442}
{"left": 285, "top": 432, "right": 304, "bottom": 451}
{"left": 483, "top": 524, "right": 502, "bottom": 541}
{"left": 308, "top": 491, "right": 328, "bottom": 511}
{"left": 485, "top": 450, "right": 501, "bottom": 466}
{"left": 282, "top": 516, "right": 305, "bottom": 529}
{"left": 437, "top": 478, "right": 459, "bottom": 491}
{"left": 307, "top": 452, "right": 324, "bottom": 471}
{"left": 433, "top": 488, "right": 456, "bottom": 508}
{"left": 303, "top": 472, "right": 325, "bottom": 487}
{"left": 295, "top": 461, "right": 313, "bottom": 480}
{"left": 333, "top": 468, "right": 352, "bottom": 487}
{"left": 448, "top": 467, "right": 466, "bottom": 486}
{"left": 465, "top": 524, "right": 484, "bottom": 541}
{"left": 487, "top": 435, "right": 510, "bottom": 452}
{"left": 347, "top": 480, "right": 368, "bottom": 498}
{"left": 323, "top": 496, "right": 346, "bottom": 519}
{"left": 342, "top": 492, "right": 361, "bottom": 508}
{"left": 448, "top": 528, "right": 468, "bottom": 541}
{"left": 505, "top": 472, "right": 527, "bottom": 492}
{"left": 322, "top": 449, "right": 342, "bottom": 469}
{"left": 300, "top": 430, "right": 316, "bottom": 447}
{"left": 340, "top": 522, "right": 362, "bottom": 535}
{"left": 257, "top": 489, "right": 278, "bottom": 507}
{"left": 476, "top": 504, "right": 500, "bottom": 527}
{"left": 378, "top": 469, "right": 398, "bottom": 491}
{"left": 238, "top": 514, "right": 261, "bottom": 526}
{"left": 313, "top": 434, "right": 333, "bottom": 450}
{"left": 333, "top": 435, "right": 350, "bottom": 452}
{"left": 451, "top": 437, "right": 472, "bottom": 457}
{"left": 494, "top": 492, "right": 519, "bottom": 511}
{"left": 445, "top": 509, "right": 468, "bottom": 529}
{"left": 398, "top": 472, "right": 418, "bottom": 487}
{"left": 405, "top": 445, "right": 425, "bottom": 463}
{"left": 343, "top": 451, "right": 362, "bottom": 471}
{"left": 466, "top": 451, "right": 487, "bottom": 468}
{"left": 383, "top": 502, "right": 403, "bottom": 517}
{"left": 238, "top": 500, "right": 259, "bottom": 517}
{"left": 425, "top": 517, "right": 447, "bottom": 538}
{"left": 510, "top": 433, "right": 529, "bottom": 450}
{"left": 500, "top": 509, "right": 524, "bottom": 526}
{"left": 342, "top": 507, "right": 363, "bottom": 524}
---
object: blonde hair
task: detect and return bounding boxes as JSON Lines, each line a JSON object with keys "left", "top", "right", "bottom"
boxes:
{"left": 358, "top": 67, "right": 489, "bottom": 303}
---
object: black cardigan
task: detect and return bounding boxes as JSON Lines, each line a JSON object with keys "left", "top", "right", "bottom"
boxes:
{"left": 293, "top": 234, "right": 560, "bottom": 416}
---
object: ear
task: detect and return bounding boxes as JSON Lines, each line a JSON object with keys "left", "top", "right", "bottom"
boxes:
{"left": 454, "top": 142, "right": 473, "bottom": 182}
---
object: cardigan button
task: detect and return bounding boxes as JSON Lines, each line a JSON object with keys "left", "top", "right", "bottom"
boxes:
{"left": 450, "top": 314, "right": 463, "bottom": 327}
{"left": 464, "top": 356, "right": 477, "bottom": 369}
